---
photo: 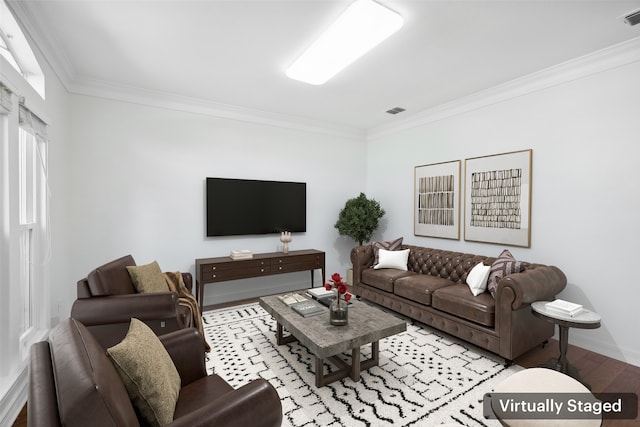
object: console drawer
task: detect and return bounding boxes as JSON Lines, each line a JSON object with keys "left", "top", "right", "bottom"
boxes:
{"left": 200, "top": 259, "right": 270, "bottom": 282}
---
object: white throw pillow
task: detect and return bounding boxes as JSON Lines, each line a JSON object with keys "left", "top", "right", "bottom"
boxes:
{"left": 374, "top": 249, "right": 409, "bottom": 270}
{"left": 466, "top": 262, "right": 491, "bottom": 296}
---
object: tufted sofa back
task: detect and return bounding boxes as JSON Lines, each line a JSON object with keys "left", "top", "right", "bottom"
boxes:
{"left": 403, "top": 245, "right": 530, "bottom": 284}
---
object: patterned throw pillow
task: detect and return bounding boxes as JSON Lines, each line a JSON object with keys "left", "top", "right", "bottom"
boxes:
{"left": 487, "top": 250, "right": 525, "bottom": 298}
{"left": 371, "top": 237, "right": 403, "bottom": 267}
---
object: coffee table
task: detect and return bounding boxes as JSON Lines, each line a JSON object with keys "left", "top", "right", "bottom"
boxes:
{"left": 259, "top": 294, "right": 406, "bottom": 387}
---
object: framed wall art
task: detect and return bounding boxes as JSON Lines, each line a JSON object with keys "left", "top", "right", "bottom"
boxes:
{"left": 414, "top": 160, "right": 461, "bottom": 240}
{"left": 464, "top": 149, "right": 532, "bottom": 247}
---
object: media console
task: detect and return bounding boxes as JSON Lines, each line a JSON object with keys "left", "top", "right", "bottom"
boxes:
{"left": 195, "top": 249, "right": 325, "bottom": 312}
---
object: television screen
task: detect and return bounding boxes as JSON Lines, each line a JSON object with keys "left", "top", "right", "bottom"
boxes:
{"left": 206, "top": 178, "right": 307, "bottom": 237}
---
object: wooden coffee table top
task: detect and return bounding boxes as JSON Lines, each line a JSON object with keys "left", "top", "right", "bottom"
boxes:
{"left": 259, "top": 294, "right": 406, "bottom": 359}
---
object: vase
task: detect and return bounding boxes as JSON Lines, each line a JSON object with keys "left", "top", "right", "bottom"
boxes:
{"left": 329, "top": 298, "right": 348, "bottom": 326}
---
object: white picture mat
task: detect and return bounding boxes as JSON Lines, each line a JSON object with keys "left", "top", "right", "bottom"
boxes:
{"left": 414, "top": 160, "right": 461, "bottom": 240}
{"left": 464, "top": 149, "right": 531, "bottom": 247}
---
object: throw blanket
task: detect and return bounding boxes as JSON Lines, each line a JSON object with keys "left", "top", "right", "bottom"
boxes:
{"left": 164, "top": 272, "right": 211, "bottom": 352}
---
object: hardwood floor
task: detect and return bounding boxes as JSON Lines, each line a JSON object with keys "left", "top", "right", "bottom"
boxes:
{"left": 13, "top": 297, "right": 639, "bottom": 426}
{"left": 514, "top": 338, "right": 640, "bottom": 427}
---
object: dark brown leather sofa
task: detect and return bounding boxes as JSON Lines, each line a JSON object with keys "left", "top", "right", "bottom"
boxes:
{"left": 28, "top": 317, "right": 283, "bottom": 427}
{"left": 351, "top": 244, "right": 567, "bottom": 363}
{"left": 71, "top": 255, "right": 192, "bottom": 348}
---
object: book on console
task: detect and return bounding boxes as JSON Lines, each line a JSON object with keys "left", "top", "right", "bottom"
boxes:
{"left": 545, "top": 299, "right": 583, "bottom": 317}
{"left": 230, "top": 249, "right": 253, "bottom": 260}
{"left": 290, "top": 300, "right": 325, "bottom": 317}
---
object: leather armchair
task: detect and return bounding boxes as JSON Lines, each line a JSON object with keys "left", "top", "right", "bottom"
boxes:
{"left": 28, "top": 318, "right": 283, "bottom": 427}
{"left": 71, "top": 254, "right": 193, "bottom": 348}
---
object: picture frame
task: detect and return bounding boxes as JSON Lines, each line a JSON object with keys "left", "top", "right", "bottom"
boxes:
{"left": 414, "top": 160, "right": 461, "bottom": 240}
{"left": 464, "top": 149, "right": 532, "bottom": 247}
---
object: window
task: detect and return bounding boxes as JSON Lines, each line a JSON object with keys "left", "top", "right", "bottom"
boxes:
{"left": 0, "top": 1, "right": 45, "bottom": 98}
{"left": 0, "top": 0, "right": 48, "bottom": 406}
{"left": 17, "top": 105, "right": 49, "bottom": 354}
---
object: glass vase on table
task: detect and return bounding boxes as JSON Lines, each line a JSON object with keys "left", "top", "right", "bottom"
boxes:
{"left": 325, "top": 273, "right": 351, "bottom": 326}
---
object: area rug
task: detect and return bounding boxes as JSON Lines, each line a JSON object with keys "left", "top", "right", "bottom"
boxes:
{"left": 202, "top": 303, "right": 522, "bottom": 426}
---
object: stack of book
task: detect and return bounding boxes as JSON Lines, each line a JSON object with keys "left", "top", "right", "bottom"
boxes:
{"left": 290, "top": 300, "right": 325, "bottom": 317}
{"left": 230, "top": 250, "right": 253, "bottom": 260}
{"left": 545, "top": 299, "right": 583, "bottom": 317}
{"left": 306, "top": 287, "right": 335, "bottom": 307}
{"left": 277, "top": 293, "right": 308, "bottom": 306}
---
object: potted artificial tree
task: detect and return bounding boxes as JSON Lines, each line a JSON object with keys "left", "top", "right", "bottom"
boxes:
{"left": 334, "top": 192, "right": 385, "bottom": 246}
{"left": 334, "top": 192, "right": 385, "bottom": 287}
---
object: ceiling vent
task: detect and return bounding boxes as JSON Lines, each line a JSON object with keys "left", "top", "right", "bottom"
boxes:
{"left": 623, "top": 8, "right": 640, "bottom": 26}
{"left": 386, "top": 107, "right": 406, "bottom": 115}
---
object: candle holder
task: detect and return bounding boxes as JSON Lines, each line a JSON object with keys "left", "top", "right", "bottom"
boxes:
{"left": 280, "top": 231, "right": 292, "bottom": 254}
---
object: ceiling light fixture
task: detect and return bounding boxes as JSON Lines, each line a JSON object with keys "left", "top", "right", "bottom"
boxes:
{"left": 286, "top": 0, "right": 403, "bottom": 85}
{"left": 622, "top": 8, "right": 640, "bottom": 26}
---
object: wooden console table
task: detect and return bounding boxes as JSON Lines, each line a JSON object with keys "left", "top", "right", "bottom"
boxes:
{"left": 195, "top": 249, "right": 325, "bottom": 312}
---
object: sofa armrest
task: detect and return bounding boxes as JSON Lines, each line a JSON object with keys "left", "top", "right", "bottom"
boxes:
{"left": 28, "top": 342, "right": 61, "bottom": 427}
{"left": 350, "top": 245, "right": 374, "bottom": 290}
{"left": 168, "top": 379, "right": 282, "bottom": 427}
{"left": 498, "top": 265, "right": 567, "bottom": 310}
{"left": 70, "top": 292, "right": 180, "bottom": 325}
{"left": 159, "top": 328, "right": 207, "bottom": 386}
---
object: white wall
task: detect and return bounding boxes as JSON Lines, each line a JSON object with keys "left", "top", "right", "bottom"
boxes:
{"left": 366, "top": 58, "right": 640, "bottom": 366}
{"left": 66, "top": 95, "right": 366, "bottom": 306}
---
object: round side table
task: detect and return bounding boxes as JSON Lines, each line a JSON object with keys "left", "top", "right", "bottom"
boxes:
{"left": 531, "top": 301, "right": 601, "bottom": 389}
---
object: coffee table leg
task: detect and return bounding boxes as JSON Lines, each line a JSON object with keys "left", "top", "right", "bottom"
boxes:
{"left": 314, "top": 341, "right": 382, "bottom": 387}
{"left": 315, "top": 357, "right": 324, "bottom": 387}
{"left": 372, "top": 341, "right": 379, "bottom": 366}
{"left": 276, "top": 322, "right": 285, "bottom": 345}
{"left": 276, "top": 322, "right": 296, "bottom": 346}
{"left": 351, "top": 347, "right": 361, "bottom": 382}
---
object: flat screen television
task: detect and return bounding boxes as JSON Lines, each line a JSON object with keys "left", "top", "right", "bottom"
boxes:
{"left": 206, "top": 177, "right": 307, "bottom": 237}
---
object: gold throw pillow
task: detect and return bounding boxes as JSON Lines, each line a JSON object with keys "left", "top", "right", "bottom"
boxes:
{"left": 107, "top": 318, "right": 180, "bottom": 426}
{"left": 127, "top": 261, "right": 170, "bottom": 293}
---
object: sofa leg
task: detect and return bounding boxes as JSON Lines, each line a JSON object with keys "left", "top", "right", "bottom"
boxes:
{"left": 541, "top": 339, "right": 549, "bottom": 349}
{"left": 504, "top": 359, "right": 513, "bottom": 367}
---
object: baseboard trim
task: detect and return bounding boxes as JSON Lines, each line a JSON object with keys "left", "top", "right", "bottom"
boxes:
{"left": 0, "top": 366, "right": 28, "bottom": 427}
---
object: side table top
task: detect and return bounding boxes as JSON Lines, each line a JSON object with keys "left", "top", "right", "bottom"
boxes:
{"left": 532, "top": 301, "right": 601, "bottom": 328}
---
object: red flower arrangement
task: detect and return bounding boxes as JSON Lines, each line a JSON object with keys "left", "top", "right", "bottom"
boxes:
{"left": 325, "top": 273, "right": 352, "bottom": 305}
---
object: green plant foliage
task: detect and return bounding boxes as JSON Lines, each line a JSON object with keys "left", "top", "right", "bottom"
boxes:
{"left": 334, "top": 193, "right": 385, "bottom": 246}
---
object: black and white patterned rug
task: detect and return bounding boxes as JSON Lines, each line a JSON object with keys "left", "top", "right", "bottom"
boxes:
{"left": 202, "top": 303, "right": 521, "bottom": 427}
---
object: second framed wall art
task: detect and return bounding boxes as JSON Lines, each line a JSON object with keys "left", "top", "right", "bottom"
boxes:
{"left": 414, "top": 160, "right": 461, "bottom": 240}
{"left": 464, "top": 149, "right": 532, "bottom": 247}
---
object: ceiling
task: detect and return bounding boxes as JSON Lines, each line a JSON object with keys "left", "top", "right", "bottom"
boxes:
{"left": 9, "top": 0, "right": 640, "bottom": 136}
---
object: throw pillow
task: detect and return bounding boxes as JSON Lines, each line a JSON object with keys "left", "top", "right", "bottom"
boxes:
{"left": 466, "top": 262, "right": 491, "bottom": 296}
{"left": 487, "top": 250, "right": 525, "bottom": 298}
{"left": 374, "top": 248, "right": 410, "bottom": 270}
{"left": 107, "top": 318, "right": 180, "bottom": 427}
{"left": 127, "top": 261, "right": 170, "bottom": 293}
{"left": 371, "top": 237, "right": 403, "bottom": 266}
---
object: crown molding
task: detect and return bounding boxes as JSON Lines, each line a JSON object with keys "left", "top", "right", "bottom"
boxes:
{"left": 367, "top": 36, "right": 640, "bottom": 141}
{"left": 67, "top": 77, "right": 365, "bottom": 139}
{"left": 9, "top": 0, "right": 364, "bottom": 140}
{"left": 10, "top": 0, "right": 640, "bottom": 142}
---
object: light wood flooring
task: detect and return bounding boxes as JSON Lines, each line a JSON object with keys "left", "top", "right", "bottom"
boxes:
{"left": 14, "top": 297, "right": 639, "bottom": 426}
